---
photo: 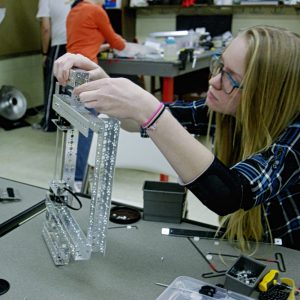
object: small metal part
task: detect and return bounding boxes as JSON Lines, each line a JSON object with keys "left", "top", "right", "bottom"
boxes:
{"left": 155, "top": 282, "right": 168, "bottom": 288}
{"left": 192, "top": 56, "right": 197, "bottom": 68}
{"left": 206, "top": 254, "right": 213, "bottom": 261}
{"left": 108, "top": 225, "right": 138, "bottom": 230}
{"left": 67, "top": 68, "right": 90, "bottom": 87}
{"left": 207, "top": 251, "right": 286, "bottom": 273}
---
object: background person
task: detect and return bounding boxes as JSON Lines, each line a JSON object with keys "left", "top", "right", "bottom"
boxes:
{"left": 54, "top": 26, "right": 300, "bottom": 251}
{"left": 36, "top": 0, "right": 71, "bottom": 132}
{"left": 66, "top": 0, "right": 126, "bottom": 185}
{"left": 67, "top": 0, "right": 125, "bottom": 63}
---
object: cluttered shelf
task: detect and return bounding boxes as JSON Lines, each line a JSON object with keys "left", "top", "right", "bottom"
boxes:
{"left": 129, "top": 4, "right": 300, "bottom": 15}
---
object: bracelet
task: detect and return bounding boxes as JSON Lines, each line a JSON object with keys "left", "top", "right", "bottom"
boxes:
{"left": 146, "top": 105, "right": 165, "bottom": 130}
{"left": 141, "top": 103, "right": 165, "bottom": 129}
{"left": 140, "top": 104, "right": 166, "bottom": 137}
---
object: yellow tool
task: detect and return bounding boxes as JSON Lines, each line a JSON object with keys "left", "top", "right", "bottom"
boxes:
{"left": 281, "top": 277, "right": 296, "bottom": 300}
{"left": 259, "top": 270, "right": 296, "bottom": 300}
{"left": 258, "top": 269, "right": 279, "bottom": 292}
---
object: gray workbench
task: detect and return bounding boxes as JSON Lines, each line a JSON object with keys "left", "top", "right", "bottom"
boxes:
{"left": 0, "top": 178, "right": 299, "bottom": 300}
{"left": 98, "top": 53, "right": 211, "bottom": 77}
{"left": 98, "top": 53, "right": 212, "bottom": 102}
{"left": 0, "top": 177, "right": 46, "bottom": 224}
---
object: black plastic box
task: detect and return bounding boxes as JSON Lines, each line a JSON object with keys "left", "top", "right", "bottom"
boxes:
{"left": 224, "top": 255, "right": 267, "bottom": 296}
{"left": 143, "top": 181, "right": 187, "bottom": 223}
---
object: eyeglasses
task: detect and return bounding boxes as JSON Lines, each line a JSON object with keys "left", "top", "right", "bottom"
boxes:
{"left": 209, "top": 55, "right": 243, "bottom": 94}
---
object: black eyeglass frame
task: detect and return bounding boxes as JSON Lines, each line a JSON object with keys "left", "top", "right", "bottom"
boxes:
{"left": 210, "top": 54, "right": 243, "bottom": 95}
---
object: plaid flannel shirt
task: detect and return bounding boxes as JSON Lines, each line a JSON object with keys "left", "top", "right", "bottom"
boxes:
{"left": 168, "top": 99, "right": 300, "bottom": 249}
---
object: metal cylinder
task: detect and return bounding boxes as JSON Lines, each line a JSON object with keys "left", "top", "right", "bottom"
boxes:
{"left": 0, "top": 85, "right": 27, "bottom": 121}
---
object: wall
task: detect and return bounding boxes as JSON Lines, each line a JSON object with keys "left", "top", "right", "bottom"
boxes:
{"left": 0, "top": 55, "right": 43, "bottom": 109}
{"left": 0, "top": 0, "right": 43, "bottom": 108}
{"left": 136, "top": 9, "right": 300, "bottom": 42}
{"left": 0, "top": 0, "right": 40, "bottom": 56}
{"left": 137, "top": 12, "right": 176, "bottom": 42}
{"left": 232, "top": 14, "right": 300, "bottom": 35}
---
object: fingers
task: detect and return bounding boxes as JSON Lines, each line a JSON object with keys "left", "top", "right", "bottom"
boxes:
{"left": 53, "top": 52, "right": 109, "bottom": 86}
{"left": 81, "top": 98, "right": 98, "bottom": 109}
{"left": 53, "top": 53, "right": 76, "bottom": 86}
{"left": 73, "top": 79, "right": 123, "bottom": 115}
{"left": 73, "top": 80, "right": 108, "bottom": 108}
{"left": 77, "top": 89, "right": 111, "bottom": 114}
{"left": 70, "top": 77, "right": 158, "bottom": 124}
{"left": 73, "top": 79, "right": 106, "bottom": 95}
{"left": 77, "top": 89, "right": 99, "bottom": 104}
{"left": 89, "top": 68, "right": 109, "bottom": 81}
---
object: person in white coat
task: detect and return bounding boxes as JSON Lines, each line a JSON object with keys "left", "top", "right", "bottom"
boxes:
{"left": 36, "top": 0, "right": 71, "bottom": 132}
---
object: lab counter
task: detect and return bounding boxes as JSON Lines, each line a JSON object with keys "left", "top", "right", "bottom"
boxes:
{"left": 0, "top": 177, "right": 46, "bottom": 235}
{"left": 98, "top": 52, "right": 212, "bottom": 102}
{"left": 0, "top": 178, "right": 299, "bottom": 300}
{"left": 1, "top": 212, "right": 300, "bottom": 300}
{"left": 98, "top": 53, "right": 211, "bottom": 77}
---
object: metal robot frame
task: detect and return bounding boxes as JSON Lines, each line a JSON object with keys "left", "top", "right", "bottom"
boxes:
{"left": 42, "top": 69, "right": 120, "bottom": 265}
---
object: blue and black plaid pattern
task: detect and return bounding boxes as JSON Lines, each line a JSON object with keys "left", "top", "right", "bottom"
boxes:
{"left": 168, "top": 99, "right": 300, "bottom": 249}
{"left": 232, "top": 116, "right": 300, "bottom": 248}
{"left": 167, "top": 99, "right": 215, "bottom": 136}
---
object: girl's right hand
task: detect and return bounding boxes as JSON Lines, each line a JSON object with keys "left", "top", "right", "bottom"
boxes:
{"left": 74, "top": 77, "right": 160, "bottom": 126}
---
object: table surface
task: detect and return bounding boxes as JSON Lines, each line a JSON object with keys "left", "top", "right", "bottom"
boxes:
{"left": 0, "top": 178, "right": 299, "bottom": 300}
{"left": 0, "top": 177, "right": 46, "bottom": 224}
{"left": 98, "top": 52, "right": 212, "bottom": 77}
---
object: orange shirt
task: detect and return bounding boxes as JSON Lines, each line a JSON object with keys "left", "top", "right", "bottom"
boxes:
{"left": 67, "top": 1, "right": 125, "bottom": 63}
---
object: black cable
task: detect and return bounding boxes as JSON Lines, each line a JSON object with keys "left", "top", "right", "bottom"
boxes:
{"left": 275, "top": 252, "right": 286, "bottom": 272}
{"left": 187, "top": 237, "right": 226, "bottom": 274}
{"left": 61, "top": 187, "right": 82, "bottom": 211}
{"left": 202, "top": 272, "right": 226, "bottom": 278}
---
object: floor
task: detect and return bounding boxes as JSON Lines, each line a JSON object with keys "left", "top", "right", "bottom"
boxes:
{"left": 0, "top": 120, "right": 218, "bottom": 227}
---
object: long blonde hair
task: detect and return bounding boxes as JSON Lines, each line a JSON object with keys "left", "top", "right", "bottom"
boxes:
{"left": 213, "top": 26, "right": 300, "bottom": 250}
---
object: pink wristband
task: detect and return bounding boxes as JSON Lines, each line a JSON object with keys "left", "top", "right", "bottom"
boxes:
{"left": 142, "top": 103, "right": 164, "bottom": 129}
